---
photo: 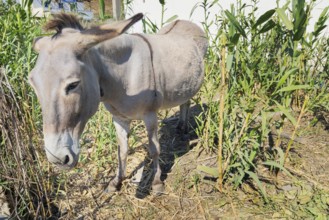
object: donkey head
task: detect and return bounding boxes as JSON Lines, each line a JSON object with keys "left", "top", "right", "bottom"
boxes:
{"left": 29, "top": 13, "right": 143, "bottom": 169}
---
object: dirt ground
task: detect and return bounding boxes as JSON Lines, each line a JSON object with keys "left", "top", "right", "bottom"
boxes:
{"left": 83, "top": 0, "right": 113, "bottom": 18}
{"left": 50, "top": 106, "right": 329, "bottom": 219}
{"left": 83, "top": 0, "right": 131, "bottom": 20}
{"left": 1, "top": 2, "right": 328, "bottom": 219}
{"left": 1, "top": 104, "right": 327, "bottom": 219}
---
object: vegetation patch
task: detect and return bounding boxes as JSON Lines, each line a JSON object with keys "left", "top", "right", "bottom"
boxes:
{"left": 0, "top": 0, "right": 328, "bottom": 219}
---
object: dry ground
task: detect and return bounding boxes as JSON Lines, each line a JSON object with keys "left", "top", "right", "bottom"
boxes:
{"left": 49, "top": 106, "right": 329, "bottom": 219}
{"left": 83, "top": 0, "right": 112, "bottom": 19}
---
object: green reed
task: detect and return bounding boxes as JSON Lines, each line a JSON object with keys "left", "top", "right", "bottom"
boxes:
{"left": 196, "top": 0, "right": 329, "bottom": 200}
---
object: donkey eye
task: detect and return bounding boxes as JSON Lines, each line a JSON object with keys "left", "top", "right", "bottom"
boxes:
{"left": 65, "top": 81, "right": 80, "bottom": 94}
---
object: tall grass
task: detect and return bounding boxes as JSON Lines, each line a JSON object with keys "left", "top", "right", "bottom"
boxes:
{"left": 141, "top": 0, "right": 178, "bottom": 33}
{"left": 0, "top": 2, "right": 59, "bottom": 218}
{"left": 195, "top": 0, "right": 329, "bottom": 197}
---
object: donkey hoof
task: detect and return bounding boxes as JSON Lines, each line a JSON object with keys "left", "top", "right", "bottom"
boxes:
{"left": 104, "top": 184, "right": 118, "bottom": 193}
{"left": 152, "top": 182, "right": 165, "bottom": 196}
{"left": 104, "top": 180, "right": 121, "bottom": 193}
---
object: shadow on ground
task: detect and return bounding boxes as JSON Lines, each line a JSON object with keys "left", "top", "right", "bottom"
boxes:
{"left": 132, "top": 104, "right": 207, "bottom": 198}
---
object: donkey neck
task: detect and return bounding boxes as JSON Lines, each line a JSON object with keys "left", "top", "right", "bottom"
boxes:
{"left": 85, "top": 34, "right": 156, "bottom": 103}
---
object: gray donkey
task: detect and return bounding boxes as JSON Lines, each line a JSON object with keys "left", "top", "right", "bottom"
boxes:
{"left": 29, "top": 13, "right": 208, "bottom": 194}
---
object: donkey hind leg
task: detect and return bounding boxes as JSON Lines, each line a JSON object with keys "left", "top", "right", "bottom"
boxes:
{"left": 143, "top": 112, "right": 165, "bottom": 195}
{"left": 177, "top": 100, "right": 191, "bottom": 135}
{"left": 106, "top": 117, "right": 131, "bottom": 192}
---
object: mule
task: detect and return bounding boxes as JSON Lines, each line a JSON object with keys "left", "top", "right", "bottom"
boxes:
{"left": 29, "top": 13, "right": 208, "bottom": 194}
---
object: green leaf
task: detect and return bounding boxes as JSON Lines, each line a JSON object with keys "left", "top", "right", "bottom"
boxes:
{"left": 293, "top": 7, "right": 307, "bottom": 41}
{"left": 245, "top": 171, "right": 268, "bottom": 203}
{"left": 275, "top": 68, "right": 298, "bottom": 90}
{"left": 197, "top": 165, "right": 219, "bottom": 177}
{"left": 292, "top": 0, "right": 306, "bottom": 30}
{"left": 230, "top": 33, "right": 240, "bottom": 45}
{"left": 263, "top": 161, "right": 294, "bottom": 178}
{"left": 189, "top": 3, "right": 199, "bottom": 19}
{"left": 258, "top": 20, "right": 276, "bottom": 34}
{"left": 224, "top": 10, "right": 247, "bottom": 38}
{"left": 277, "top": 8, "right": 293, "bottom": 30}
{"left": 276, "top": 147, "right": 285, "bottom": 167}
{"left": 313, "top": 6, "right": 329, "bottom": 37}
{"left": 253, "top": 9, "right": 275, "bottom": 29}
{"left": 164, "top": 15, "right": 178, "bottom": 24}
{"left": 293, "top": 26, "right": 306, "bottom": 41}
{"left": 209, "top": 0, "right": 219, "bottom": 8}
{"left": 277, "top": 84, "right": 310, "bottom": 93}
{"left": 274, "top": 101, "right": 297, "bottom": 126}
{"left": 226, "top": 54, "right": 234, "bottom": 72}
{"left": 234, "top": 167, "right": 245, "bottom": 187}
{"left": 295, "top": 11, "right": 307, "bottom": 31}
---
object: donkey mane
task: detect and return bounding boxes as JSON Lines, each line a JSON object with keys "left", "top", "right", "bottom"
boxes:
{"left": 44, "top": 13, "right": 84, "bottom": 38}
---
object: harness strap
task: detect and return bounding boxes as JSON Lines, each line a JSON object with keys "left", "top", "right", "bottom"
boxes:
{"left": 131, "top": 33, "right": 157, "bottom": 97}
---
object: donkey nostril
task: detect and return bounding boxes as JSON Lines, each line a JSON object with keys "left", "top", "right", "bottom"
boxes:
{"left": 63, "top": 155, "right": 70, "bottom": 165}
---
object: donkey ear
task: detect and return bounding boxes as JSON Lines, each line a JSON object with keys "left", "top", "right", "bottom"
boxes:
{"left": 99, "top": 13, "right": 144, "bottom": 34}
{"left": 33, "top": 36, "right": 51, "bottom": 53}
{"left": 76, "top": 13, "right": 143, "bottom": 53}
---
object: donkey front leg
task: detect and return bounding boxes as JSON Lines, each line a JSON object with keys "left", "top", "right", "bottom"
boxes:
{"left": 143, "top": 112, "right": 165, "bottom": 195}
{"left": 106, "top": 117, "right": 131, "bottom": 192}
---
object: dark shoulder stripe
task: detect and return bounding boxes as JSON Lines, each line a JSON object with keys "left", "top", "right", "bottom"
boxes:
{"left": 161, "top": 20, "right": 179, "bottom": 35}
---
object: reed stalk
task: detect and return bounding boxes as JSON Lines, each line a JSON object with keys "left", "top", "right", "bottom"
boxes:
{"left": 218, "top": 34, "right": 227, "bottom": 191}
{"left": 99, "top": 0, "right": 105, "bottom": 20}
{"left": 283, "top": 95, "right": 309, "bottom": 166}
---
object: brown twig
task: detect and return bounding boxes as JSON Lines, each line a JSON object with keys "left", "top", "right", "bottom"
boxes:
{"left": 283, "top": 96, "right": 309, "bottom": 165}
